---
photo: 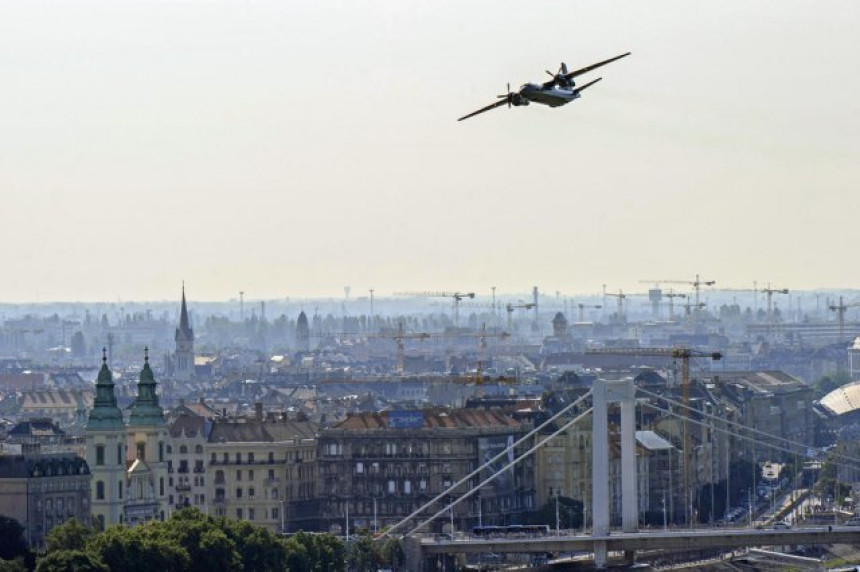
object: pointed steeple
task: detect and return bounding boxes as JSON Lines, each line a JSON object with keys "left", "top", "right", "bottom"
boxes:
{"left": 128, "top": 347, "right": 165, "bottom": 427}
{"left": 176, "top": 282, "right": 194, "bottom": 343}
{"left": 86, "top": 348, "right": 124, "bottom": 430}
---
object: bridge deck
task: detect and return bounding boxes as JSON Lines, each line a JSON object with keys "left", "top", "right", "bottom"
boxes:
{"left": 420, "top": 526, "right": 860, "bottom": 555}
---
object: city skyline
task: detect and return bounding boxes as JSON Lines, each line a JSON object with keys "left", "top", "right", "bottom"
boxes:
{"left": 2, "top": 1, "right": 858, "bottom": 303}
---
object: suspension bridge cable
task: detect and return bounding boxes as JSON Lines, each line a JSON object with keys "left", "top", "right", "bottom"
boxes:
{"left": 405, "top": 406, "right": 594, "bottom": 537}
{"left": 379, "top": 389, "right": 593, "bottom": 539}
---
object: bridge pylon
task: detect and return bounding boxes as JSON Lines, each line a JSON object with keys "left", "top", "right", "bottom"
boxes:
{"left": 592, "top": 378, "right": 638, "bottom": 568}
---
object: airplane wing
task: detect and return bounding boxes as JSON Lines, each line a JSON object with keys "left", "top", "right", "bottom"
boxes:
{"left": 457, "top": 98, "right": 509, "bottom": 122}
{"left": 573, "top": 77, "right": 602, "bottom": 94}
{"left": 563, "top": 52, "right": 630, "bottom": 81}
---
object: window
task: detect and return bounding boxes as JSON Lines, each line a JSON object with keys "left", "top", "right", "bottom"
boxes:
{"left": 236, "top": 488, "right": 243, "bottom": 498}
{"left": 159, "top": 442, "right": 164, "bottom": 462}
{"left": 223, "top": 453, "right": 229, "bottom": 463}
{"left": 215, "top": 470, "right": 224, "bottom": 484}
{"left": 236, "top": 508, "right": 243, "bottom": 519}
{"left": 388, "top": 480, "right": 396, "bottom": 493}
{"left": 117, "top": 444, "right": 123, "bottom": 465}
{"left": 268, "top": 469, "right": 275, "bottom": 481}
{"left": 272, "top": 507, "right": 279, "bottom": 520}
{"left": 236, "top": 453, "right": 242, "bottom": 464}
{"left": 419, "top": 479, "right": 427, "bottom": 491}
{"left": 180, "top": 445, "right": 188, "bottom": 454}
{"left": 248, "top": 470, "right": 254, "bottom": 481}
{"left": 356, "top": 462, "right": 364, "bottom": 474}
{"left": 195, "top": 445, "right": 203, "bottom": 454}
{"left": 167, "top": 445, "right": 173, "bottom": 454}
{"left": 160, "top": 477, "right": 164, "bottom": 496}
{"left": 249, "top": 487, "right": 255, "bottom": 498}
{"left": 248, "top": 508, "right": 255, "bottom": 521}
{"left": 136, "top": 442, "right": 146, "bottom": 461}
{"left": 211, "top": 452, "right": 217, "bottom": 463}
{"left": 96, "top": 481, "right": 105, "bottom": 500}
{"left": 236, "top": 470, "right": 242, "bottom": 481}
{"left": 248, "top": 453, "right": 255, "bottom": 463}
{"left": 96, "top": 445, "right": 105, "bottom": 466}
{"left": 268, "top": 452, "right": 274, "bottom": 464}
{"left": 404, "top": 480, "right": 411, "bottom": 494}
{"left": 118, "top": 481, "right": 123, "bottom": 499}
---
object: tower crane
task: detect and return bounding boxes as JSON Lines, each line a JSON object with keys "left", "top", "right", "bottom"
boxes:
{"left": 641, "top": 275, "right": 715, "bottom": 309}
{"left": 374, "top": 321, "right": 431, "bottom": 374}
{"left": 504, "top": 302, "right": 535, "bottom": 330}
{"left": 577, "top": 303, "right": 602, "bottom": 322}
{"left": 393, "top": 291, "right": 475, "bottom": 327}
{"left": 664, "top": 290, "right": 687, "bottom": 321}
{"left": 585, "top": 346, "right": 722, "bottom": 526}
{"left": 829, "top": 296, "right": 860, "bottom": 341}
{"left": 759, "top": 284, "right": 789, "bottom": 324}
{"left": 605, "top": 289, "right": 627, "bottom": 323}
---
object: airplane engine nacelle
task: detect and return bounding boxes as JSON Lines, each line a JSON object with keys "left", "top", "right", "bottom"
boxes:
{"left": 511, "top": 95, "right": 529, "bottom": 107}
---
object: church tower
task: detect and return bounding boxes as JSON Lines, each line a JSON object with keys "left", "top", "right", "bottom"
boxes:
{"left": 85, "top": 348, "right": 126, "bottom": 529}
{"left": 296, "top": 310, "right": 310, "bottom": 353}
{"left": 126, "top": 348, "right": 169, "bottom": 521}
{"left": 174, "top": 284, "right": 195, "bottom": 381}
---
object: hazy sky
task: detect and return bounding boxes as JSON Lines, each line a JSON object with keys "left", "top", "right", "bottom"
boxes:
{"left": 1, "top": 1, "right": 858, "bottom": 303}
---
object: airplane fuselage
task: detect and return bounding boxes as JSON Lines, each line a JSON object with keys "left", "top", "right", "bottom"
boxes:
{"left": 517, "top": 83, "right": 581, "bottom": 107}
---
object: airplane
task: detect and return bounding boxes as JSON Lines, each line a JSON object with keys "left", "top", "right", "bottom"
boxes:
{"left": 457, "top": 52, "right": 631, "bottom": 122}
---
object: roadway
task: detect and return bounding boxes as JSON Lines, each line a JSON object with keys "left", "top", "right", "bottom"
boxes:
{"left": 419, "top": 526, "right": 860, "bottom": 556}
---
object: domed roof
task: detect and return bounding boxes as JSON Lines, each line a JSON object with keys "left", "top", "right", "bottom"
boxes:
{"left": 819, "top": 379, "right": 860, "bottom": 416}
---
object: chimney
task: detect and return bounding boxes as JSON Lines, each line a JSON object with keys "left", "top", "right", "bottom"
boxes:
{"left": 255, "top": 402, "right": 263, "bottom": 422}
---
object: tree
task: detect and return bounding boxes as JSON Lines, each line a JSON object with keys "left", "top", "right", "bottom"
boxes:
{"left": 0, "top": 516, "right": 27, "bottom": 561}
{"left": 346, "top": 532, "right": 380, "bottom": 572}
{"left": 380, "top": 537, "right": 405, "bottom": 571}
{"left": 87, "top": 525, "right": 188, "bottom": 572}
{"left": 219, "top": 518, "right": 286, "bottom": 572}
{"left": 0, "top": 559, "right": 27, "bottom": 572}
{"left": 46, "top": 518, "right": 95, "bottom": 553}
{"left": 35, "top": 550, "right": 108, "bottom": 572}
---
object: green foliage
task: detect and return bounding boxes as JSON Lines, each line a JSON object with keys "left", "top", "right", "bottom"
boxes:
{"left": 346, "top": 533, "right": 380, "bottom": 572}
{"left": 380, "top": 537, "right": 405, "bottom": 570}
{"left": 814, "top": 371, "right": 853, "bottom": 397}
{"left": 0, "top": 559, "right": 27, "bottom": 572}
{"left": 0, "top": 516, "right": 28, "bottom": 561}
{"left": 38, "top": 508, "right": 347, "bottom": 572}
{"left": 46, "top": 518, "right": 96, "bottom": 553}
{"left": 35, "top": 550, "right": 108, "bottom": 572}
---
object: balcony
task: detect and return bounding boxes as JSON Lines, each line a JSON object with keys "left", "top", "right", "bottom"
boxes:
{"left": 212, "top": 497, "right": 227, "bottom": 505}
{"left": 266, "top": 477, "right": 280, "bottom": 485}
{"left": 175, "top": 483, "right": 192, "bottom": 492}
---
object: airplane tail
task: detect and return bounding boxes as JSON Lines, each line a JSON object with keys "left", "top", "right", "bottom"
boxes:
{"left": 573, "top": 77, "right": 602, "bottom": 94}
{"left": 561, "top": 62, "right": 568, "bottom": 75}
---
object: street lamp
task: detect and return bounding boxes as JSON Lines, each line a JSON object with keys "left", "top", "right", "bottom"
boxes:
{"left": 279, "top": 500, "right": 284, "bottom": 534}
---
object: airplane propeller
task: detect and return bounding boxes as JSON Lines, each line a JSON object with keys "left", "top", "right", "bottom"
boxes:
{"left": 496, "top": 83, "right": 513, "bottom": 107}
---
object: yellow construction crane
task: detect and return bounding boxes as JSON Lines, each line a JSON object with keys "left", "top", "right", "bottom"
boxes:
{"left": 829, "top": 296, "right": 860, "bottom": 341}
{"left": 585, "top": 346, "right": 722, "bottom": 525}
{"left": 373, "top": 321, "right": 432, "bottom": 373}
{"left": 393, "top": 291, "right": 475, "bottom": 327}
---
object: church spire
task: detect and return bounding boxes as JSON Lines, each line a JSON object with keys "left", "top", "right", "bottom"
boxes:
{"left": 86, "top": 347, "right": 124, "bottom": 430}
{"left": 179, "top": 282, "right": 191, "bottom": 335}
{"left": 128, "top": 346, "right": 165, "bottom": 427}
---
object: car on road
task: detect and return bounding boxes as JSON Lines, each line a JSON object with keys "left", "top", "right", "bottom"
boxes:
{"left": 772, "top": 521, "right": 791, "bottom": 529}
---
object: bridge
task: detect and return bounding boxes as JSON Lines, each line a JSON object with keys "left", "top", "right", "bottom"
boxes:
{"left": 384, "top": 376, "right": 860, "bottom": 570}
{"left": 416, "top": 526, "right": 860, "bottom": 556}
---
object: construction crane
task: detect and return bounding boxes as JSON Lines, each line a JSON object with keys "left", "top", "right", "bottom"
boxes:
{"left": 393, "top": 291, "right": 475, "bottom": 327}
{"left": 664, "top": 290, "right": 687, "bottom": 321}
{"left": 462, "top": 323, "right": 510, "bottom": 388}
{"left": 641, "top": 275, "right": 715, "bottom": 309}
{"left": 759, "top": 283, "right": 789, "bottom": 324}
{"left": 681, "top": 301, "right": 707, "bottom": 319}
{"left": 585, "top": 346, "right": 722, "bottom": 526}
{"left": 374, "top": 321, "right": 431, "bottom": 373}
{"left": 829, "top": 296, "right": 860, "bottom": 341}
{"left": 605, "top": 289, "right": 627, "bottom": 323}
{"left": 504, "top": 302, "right": 535, "bottom": 330}
{"left": 577, "top": 303, "right": 602, "bottom": 322}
